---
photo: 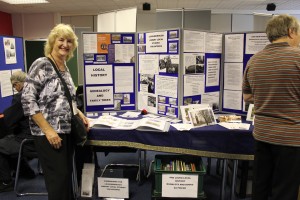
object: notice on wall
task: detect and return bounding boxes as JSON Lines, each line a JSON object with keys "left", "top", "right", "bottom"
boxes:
{"left": 206, "top": 58, "right": 220, "bottom": 87}
{"left": 245, "top": 33, "right": 270, "bottom": 55}
{"left": 97, "top": 34, "right": 111, "bottom": 54}
{"left": 205, "top": 32, "right": 222, "bottom": 53}
{"left": 224, "top": 34, "right": 244, "bottom": 63}
{"left": 184, "top": 74, "right": 204, "bottom": 96}
{"left": 0, "top": 70, "right": 13, "bottom": 97}
{"left": 224, "top": 63, "right": 243, "bottom": 90}
{"left": 202, "top": 92, "right": 220, "bottom": 110}
{"left": 162, "top": 174, "right": 198, "bottom": 198}
{"left": 83, "top": 34, "right": 97, "bottom": 53}
{"left": 98, "top": 177, "right": 129, "bottom": 199}
{"left": 223, "top": 90, "right": 242, "bottom": 110}
{"left": 3, "top": 37, "right": 17, "bottom": 64}
{"left": 155, "top": 75, "right": 178, "bottom": 98}
{"left": 85, "top": 65, "right": 113, "bottom": 85}
{"left": 114, "top": 66, "right": 134, "bottom": 93}
{"left": 86, "top": 86, "right": 113, "bottom": 106}
{"left": 183, "top": 30, "right": 205, "bottom": 53}
{"left": 139, "top": 54, "right": 159, "bottom": 74}
{"left": 115, "top": 44, "right": 134, "bottom": 63}
{"left": 146, "top": 31, "right": 167, "bottom": 53}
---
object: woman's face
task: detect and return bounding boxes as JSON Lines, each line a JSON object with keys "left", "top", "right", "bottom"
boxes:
{"left": 52, "top": 36, "right": 73, "bottom": 59}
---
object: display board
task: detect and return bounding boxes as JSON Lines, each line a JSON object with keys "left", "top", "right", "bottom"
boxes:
{"left": 137, "top": 29, "right": 180, "bottom": 118}
{"left": 222, "top": 32, "right": 270, "bottom": 115}
{"left": 182, "top": 30, "right": 222, "bottom": 111}
{"left": 0, "top": 35, "right": 25, "bottom": 113}
{"left": 24, "top": 40, "right": 79, "bottom": 86}
{"left": 137, "top": 29, "right": 222, "bottom": 118}
{"left": 83, "top": 32, "right": 136, "bottom": 112}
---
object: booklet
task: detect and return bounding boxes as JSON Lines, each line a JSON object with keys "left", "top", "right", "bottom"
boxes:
{"left": 187, "top": 107, "right": 216, "bottom": 128}
{"left": 180, "top": 104, "right": 211, "bottom": 124}
{"left": 92, "top": 115, "right": 170, "bottom": 132}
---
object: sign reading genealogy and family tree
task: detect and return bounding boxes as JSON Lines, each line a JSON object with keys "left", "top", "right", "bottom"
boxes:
{"left": 83, "top": 32, "right": 136, "bottom": 112}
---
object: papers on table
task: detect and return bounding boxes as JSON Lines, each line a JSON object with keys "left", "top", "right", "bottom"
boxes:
{"left": 218, "top": 122, "right": 250, "bottom": 130}
{"left": 171, "top": 123, "right": 194, "bottom": 131}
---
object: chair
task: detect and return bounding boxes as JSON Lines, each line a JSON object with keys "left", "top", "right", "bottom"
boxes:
{"left": 14, "top": 138, "right": 47, "bottom": 196}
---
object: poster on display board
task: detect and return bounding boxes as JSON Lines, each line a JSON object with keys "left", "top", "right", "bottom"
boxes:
{"left": 82, "top": 32, "right": 136, "bottom": 112}
{"left": 222, "top": 32, "right": 270, "bottom": 115}
{"left": 0, "top": 36, "right": 25, "bottom": 113}
{"left": 182, "top": 30, "right": 222, "bottom": 112}
{"left": 137, "top": 29, "right": 180, "bottom": 118}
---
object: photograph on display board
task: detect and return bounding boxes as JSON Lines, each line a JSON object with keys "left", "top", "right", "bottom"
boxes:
{"left": 184, "top": 53, "right": 205, "bottom": 74}
{"left": 138, "top": 33, "right": 144, "bottom": 44}
{"left": 84, "top": 54, "right": 94, "bottom": 61}
{"left": 169, "top": 97, "right": 177, "bottom": 105}
{"left": 159, "top": 55, "right": 179, "bottom": 74}
{"left": 183, "top": 97, "right": 193, "bottom": 105}
{"left": 96, "top": 55, "right": 106, "bottom": 62}
{"left": 147, "top": 96, "right": 156, "bottom": 107}
{"left": 158, "top": 96, "right": 166, "bottom": 104}
{"left": 168, "top": 30, "right": 178, "bottom": 39}
{"left": 167, "top": 106, "right": 175, "bottom": 115}
{"left": 123, "top": 36, "right": 133, "bottom": 43}
{"left": 138, "top": 45, "right": 146, "bottom": 53}
{"left": 168, "top": 42, "right": 178, "bottom": 53}
{"left": 124, "top": 94, "right": 130, "bottom": 104}
{"left": 111, "top": 34, "right": 121, "bottom": 43}
{"left": 114, "top": 100, "right": 121, "bottom": 110}
{"left": 158, "top": 104, "right": 166, "bottom": 113}
{"left": 114, "top": 93, "right": 123, "bottom": 100}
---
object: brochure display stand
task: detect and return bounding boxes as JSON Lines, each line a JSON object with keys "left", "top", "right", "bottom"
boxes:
{"left": 0, "top": 35, "right": 25, "bottom": 113}
{"left": 82, "top": 32, "right": 136, "bottom": 112}
{"left": 222, "top": 32, "right": 269, "bottom": 115}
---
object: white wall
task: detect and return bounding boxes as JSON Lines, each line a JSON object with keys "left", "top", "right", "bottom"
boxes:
{"left": 12, "top": 13, "right": 56, "bottom": 39}
{"left": 232, "top": 14, "right": 253, "bottom": 32}
{"left": 211, "top": 14, "right": 231, "bottom": 32}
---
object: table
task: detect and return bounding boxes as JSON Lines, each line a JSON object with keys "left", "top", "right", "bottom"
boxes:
{"left": 87, "top": 121, "right": 254, "bottom": 200}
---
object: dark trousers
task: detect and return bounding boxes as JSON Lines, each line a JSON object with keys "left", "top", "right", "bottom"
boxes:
{"left": 34, "top": 134, "right": 74, "bottom": 200}
{"left": 252, "top": 140, "right": 300, "bottom": 200}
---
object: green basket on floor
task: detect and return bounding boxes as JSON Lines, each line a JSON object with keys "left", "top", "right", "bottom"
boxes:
{"left": 152, "top": 154, "right": 206, "bottom": 199}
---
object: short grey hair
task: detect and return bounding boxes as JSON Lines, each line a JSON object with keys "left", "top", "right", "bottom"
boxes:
{"left": 10, "top": 71, "right": 27, "bottom": 85}
{"left": 266, "top": 14, "right": 300, "bottom": 42}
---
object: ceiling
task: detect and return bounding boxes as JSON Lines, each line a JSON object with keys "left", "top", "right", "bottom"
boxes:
{"left": 1, "top": 0, "right": 300, "bottom": 15}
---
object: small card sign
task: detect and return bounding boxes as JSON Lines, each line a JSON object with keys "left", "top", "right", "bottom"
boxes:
{"left": 98, "top": 177, "right": 129, "bottom": 199}
{"left": 162, "top": 174, "right": 198, "bottom": 198}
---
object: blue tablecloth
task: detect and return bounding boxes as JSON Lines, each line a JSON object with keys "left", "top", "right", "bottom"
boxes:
{"left": 87, "top": 119, "right": 254, "bottom": 160}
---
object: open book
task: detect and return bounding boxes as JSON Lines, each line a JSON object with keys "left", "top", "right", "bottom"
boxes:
{"left": 92, "top": 115, "right": 170, "bottom": 132}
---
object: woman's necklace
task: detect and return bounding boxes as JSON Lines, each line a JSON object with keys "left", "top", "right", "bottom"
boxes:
{"left": 50, "top": 54, "right": 66, "bottom": 72}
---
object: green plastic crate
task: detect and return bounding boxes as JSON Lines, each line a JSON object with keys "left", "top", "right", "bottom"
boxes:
{"left": 153, "top": 154, "right": 206, "bottom": 199}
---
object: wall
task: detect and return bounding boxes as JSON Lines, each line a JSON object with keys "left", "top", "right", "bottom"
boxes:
{"left": 0, "top": 11, "right": 13, "bottom": 35}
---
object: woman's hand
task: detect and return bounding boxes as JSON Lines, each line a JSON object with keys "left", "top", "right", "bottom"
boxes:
{"left": 46, "top": 131, "right": 62, "bottom": 149}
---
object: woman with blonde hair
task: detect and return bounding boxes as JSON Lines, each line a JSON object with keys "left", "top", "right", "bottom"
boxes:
{"left": 22, "top": 24, "right": 89, "bottom": 200}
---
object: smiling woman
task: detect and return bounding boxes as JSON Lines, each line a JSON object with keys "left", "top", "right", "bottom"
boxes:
{"left": 21, "top": 23, "right": 89, "bottom": 200}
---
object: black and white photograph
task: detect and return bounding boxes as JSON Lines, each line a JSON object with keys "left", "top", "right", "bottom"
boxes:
{"left": 114, "top": 93, "right": 123, "bottom": 100}
{"left": 138, "top": 45, "right": 146, "bottom": 53}
{"left": 169, "top": 42, "right": 178, "bottom": 52}
{"left": 158, "top": 104, "right": 166, "bottom": 113}
{"left": 84, "top": 54, "right": 94, "bottom": 61}
{"left": 123, "top": 36, "right": 133, "bottom": 43}
{"left": 184, "top": 53, "right": 205, "bottom": 74}
{"left": 124, "top": 94, "right": 130, "bottom": 104}
{"left": 188, "top": 107, "right": 216, "bottom": 128}
{"left": 114, "top": 100, "right": 121, "bottom": 110}
{"left": 140, "top": 74, "right": 155, "bottom": 94}
{"left": 138, "top": 33, "right": 144, "bottom": 44}
{"left": 183, "top": 97, "right": 193, "bottom": 105}
{"left": 159, "top": 55, "right": 179, "bottom": 74}
{"left": 169, "top": 98, "right": 177, "bottom": 105}
{"left": 167, "top": 107, "right": 175, "bottom": 115}
{"left": 169, "top": 30, "right": 178, "bottom": 39}
{"left": 147, "top": 96, "right": 156, "bottom": 107}
{"left": 96, "top": 54, "right": 106, "bottom": 62}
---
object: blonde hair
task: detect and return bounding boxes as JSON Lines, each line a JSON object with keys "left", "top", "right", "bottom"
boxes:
{"left": 10, "top": 71, "right": 27, "bottom": 85}
{"left": 44, "top": 23, "right": 78, "bottom": 61}
{"left": 266, "top": 14, "right": 300, "bottom": 42}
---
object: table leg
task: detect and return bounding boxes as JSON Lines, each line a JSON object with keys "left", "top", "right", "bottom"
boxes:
{"left": 144, "top": 150, "right": 147, "bottom": 176}
{"left": 220, "top": 159, "right": 228, "bottom": 200}
{"left": 138, "top": 149, "right": 142, "bottom": 184}
{"left": 231, "top": 160, "right": 238, "bottom": 200}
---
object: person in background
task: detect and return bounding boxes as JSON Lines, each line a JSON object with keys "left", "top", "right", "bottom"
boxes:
{"left": 242, "top": 14, "right": 300, "bottom": 200}
{"left": 0, "top": 71, "right": 35, "bottom": 193}
{"left": 21, "top": 24, "right": 89, "bottom": 200}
